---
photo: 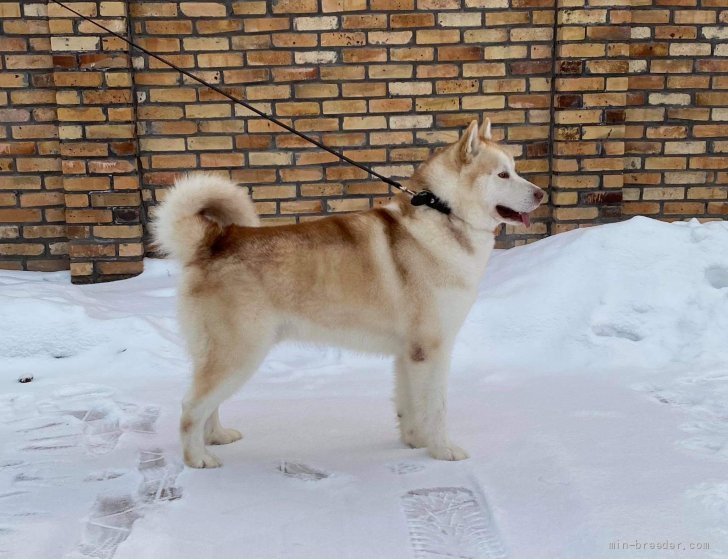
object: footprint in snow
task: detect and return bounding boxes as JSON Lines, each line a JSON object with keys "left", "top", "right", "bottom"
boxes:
{"left": 278, "top": 461, "right": 330, "bottom": 481}
{"left": 48, "top": 384, "right": 117, "bottom": 402}
{"left": 13, "top": 461, "right": 70, "bottom": 488}
{"left": 125, "top": 406, "right": 160, "bottom": 434}
{"left": 18, "top": 387, "right": 159, "bottom": 456}
{"left": 401, "top": 487, "right": 507, "bottom": 559}
{"left": 591, "top": 323, "right": 643, "bottom": 342}
{"left": 0, "top": 393, "right": 36, "bottom": 421}
{"left": 0, "top": 490, "right": 31, "bottom": 501}
{"left": 70, "top": 449, "right": 182, "bottom": 559}
{"left": 137, "top": 448, "right": 183, "bottom": 503}
{"left": 0, "top": 489, "right": 47, "bottom": 520}
{"left": 71, "top": 494, "right": 141, "bottom": 559}
{"left": 705, "top": 266, "right": 728, "bottom": 290}
{"left": 18, "top": 405, "right": 120, "bottom": 455}
{"left": 636, "top": 377, "right": 728, "bottom": 461}
{"left": 388, "top": 462, "right": 425, "bottom": 475}
{"left": 84, "top": 470, "right": 126, "bottom": 483}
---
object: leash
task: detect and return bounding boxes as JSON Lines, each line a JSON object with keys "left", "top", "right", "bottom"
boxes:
{"left": 48, "top": 0, "right": 452, "bottom": 216}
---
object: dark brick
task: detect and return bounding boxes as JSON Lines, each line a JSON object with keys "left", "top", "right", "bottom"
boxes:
{"left": 511, "top": 60, "right": 552, "bottom": 75}
{"left": 556, "top": 94, "right": 581, "bottom": 109}
{"left": 605, "top": 110, "right": 626, "bottom": 124}
{"left": 558, "top": 60, "right": 582, "bottom": 74}
{"left": 113, "top": 208, "right": 141, "bottom": 224}
{"left": 527, "top": 142, "right": 550, "bottom": 158}
{"left": 584, "top": 192, "right": 623, "bottom": 206}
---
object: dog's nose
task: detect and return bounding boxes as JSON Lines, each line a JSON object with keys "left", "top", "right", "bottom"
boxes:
{"left": 534, "top": 189, "right": 545, "bottom": 203}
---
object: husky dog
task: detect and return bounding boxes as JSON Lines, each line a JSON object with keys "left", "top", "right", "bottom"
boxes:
{"left": 154, "top": 120, "right": 544, "bottom": 468}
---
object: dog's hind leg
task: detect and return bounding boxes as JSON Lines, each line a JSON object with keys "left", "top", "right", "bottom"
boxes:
{"left": 205, "top": 407, "right": 242, "bottom": 445}
{"left": 181, "top": 328, "right": 273, "bottom": 468}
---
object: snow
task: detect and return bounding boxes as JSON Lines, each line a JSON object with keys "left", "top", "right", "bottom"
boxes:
{"left": 1, "top": 216, "right": 727, "bottom": 559}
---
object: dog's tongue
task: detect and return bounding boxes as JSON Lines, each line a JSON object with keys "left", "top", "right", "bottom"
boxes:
{"left": 520, "top": 212, "right": 531, "bottom": 228}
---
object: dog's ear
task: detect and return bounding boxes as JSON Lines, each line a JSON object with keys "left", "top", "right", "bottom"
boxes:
{"left": 460, "top": 120, "right": 480, "bottom": 162}
{"left": 479, "top": 118, "right": 492, "bottom": 141}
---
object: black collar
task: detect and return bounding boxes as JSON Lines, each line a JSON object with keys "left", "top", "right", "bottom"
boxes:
{"left": 410, "top": 190, "right": 452, "bottom": 215}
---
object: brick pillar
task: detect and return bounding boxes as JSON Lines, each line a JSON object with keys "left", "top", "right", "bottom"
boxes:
{"left": 0, "top": 2, "right": 66, "bottom": 272}
{"left": 550, "top": 2, "right": 628, "bottom": 234}
{"left": 49, "top": 0, "right": 144, "bottom": 283}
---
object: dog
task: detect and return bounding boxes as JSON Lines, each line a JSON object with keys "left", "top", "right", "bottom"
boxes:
{"left": 154, "top": 119, "right": 544, "bottom": 468}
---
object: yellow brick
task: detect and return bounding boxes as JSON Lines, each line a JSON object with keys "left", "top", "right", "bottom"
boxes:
{"left": 415, "top": 97, "right": 459, "bottom": 111}
{"left": 70, "top": 262, "right": 93, "bottom": 276}
{"left": 688, "top": 187, "right": 727, "bottom": 200}
{"left": 246, "top": 85, "right": 291, "bottom": 100}
{"left": 343, "top": 116, "right": 387, "bottom": 130}
{"left": 295, "top": 84, "right": 339, "bottom": 98}
{"left": 561, "top": 9, "right": 607, "bottom": 24}
{"left": 0, "top": 2, "right": 21, "bottom": 17}
{"left": 198, "top": 53, "right": 244, "bottom": 68}
{"left": 187, "top": 136, "right": 233, "bottom": 151}
{"left": 462, "top": 96, "right": 506, "bottom": 110}
{"left": 553, "top": 207, "right": 599, "bottom": 220}
{"left": 93, "top": 225, "right": 142, "bottom": 238}
{"left": 99, "top": 2, "right": 126, "bottom": 16}
{"left": 183, "top": 37, "right": 229, "bottom": 51}
{"left": 280, "top": 200, "right": 322, "bottom": 213}
{"left": 559, "top": 43, "right": 606, "bottom": 58}
{"left": 232, "top": 1, "right": 266, "bottom": 15}
{"left": 368, "top": 65, "right": 413, "bottom": 79}
{"left": 180, "top": 2, "right": 227, "bottom": 16}
{"left": 51, "top": 37, "right": 99, "bottom": 52}
{"left": 272, "top": 0, "right": 318, "bottom": 13}
{"left": 323, "top": 100, "right": 367, "bottom": 114}
{"left": 185, "top": 104, "right": 231, "bottom": 119}
{"left": 551, "top": 192, "right": 578, "bottom": 206}
{"left": 484, "top": 45, "right": 528, "bottom": 59}
{"left": 323, "top": 0, "right": 367, "bottom": 11}
{"left": 327, "top": 198, "right": 370, "bottom": 212}
{"left": 98, "top": 260, "right": 144, "bottom": 275}
{"left": 416, "top": 30, "right": 460, "bottom": 44}
{"left": 249, "top": 152, "right": 293, "bottom": 166}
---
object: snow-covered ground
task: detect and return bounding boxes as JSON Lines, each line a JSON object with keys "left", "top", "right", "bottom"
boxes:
{"left": 1, "top": 216, "right": 727, "bottom": 559}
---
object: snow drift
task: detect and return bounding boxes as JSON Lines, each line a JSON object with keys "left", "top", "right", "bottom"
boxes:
{"left": 3, "top": 216, "right": 727, "bottom": 375}
{"left": 459, "top": 216, "right": 728, "bottom": 374}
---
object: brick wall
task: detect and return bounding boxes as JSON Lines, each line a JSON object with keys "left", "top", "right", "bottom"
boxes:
{"left": 130, "top": 0, "right": 555, "bottom": 244}
{"left": 0, "top": 0, "right": 726, "bottom": 283}
{"left": 625, "top": 0, "right": 728, "bottom": 220}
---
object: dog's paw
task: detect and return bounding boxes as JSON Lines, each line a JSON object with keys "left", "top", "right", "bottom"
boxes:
{"left": 184, "top": 451, "right": 222, "bottom": 469}
{"left": 206, "top": 428, "right": 242, "bottom": 446}
{"left": 401, "top": 428, "right": 428, "bottom": 449}
{"left": 428, "top": 442, "right": 469, "bottom": 461}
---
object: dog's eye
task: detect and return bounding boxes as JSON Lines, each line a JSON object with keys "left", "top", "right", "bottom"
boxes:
{"left": 498, "top": 172, "right": 510, "bottom": 179}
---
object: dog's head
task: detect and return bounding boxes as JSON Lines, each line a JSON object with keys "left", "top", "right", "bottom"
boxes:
{"left": 417, "top": 120, "right": 545, "bottom": 230}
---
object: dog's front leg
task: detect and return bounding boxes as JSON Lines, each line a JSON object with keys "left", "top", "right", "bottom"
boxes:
{"left": 395, "top": 355, "right": 427, "bottom": 448}
{"left": 407, "top": 346, "right": 469, "bottom": 461}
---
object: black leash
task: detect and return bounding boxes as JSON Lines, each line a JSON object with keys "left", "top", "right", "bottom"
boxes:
{"left": 49, "top": 0, "right": 451, "bottom": 216}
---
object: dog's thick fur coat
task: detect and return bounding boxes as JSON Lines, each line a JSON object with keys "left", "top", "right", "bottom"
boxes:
{"left": 155, "top": 121, "right": 544, "bottom": 468}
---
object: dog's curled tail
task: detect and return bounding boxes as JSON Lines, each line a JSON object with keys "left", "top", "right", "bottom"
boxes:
{"left": 153, "top": 173, "right": 259, "bottom": 264}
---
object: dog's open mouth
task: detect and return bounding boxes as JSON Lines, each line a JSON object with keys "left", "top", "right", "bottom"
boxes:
{"left": 496, "top": 205, "right": 531, "bottom": 227}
